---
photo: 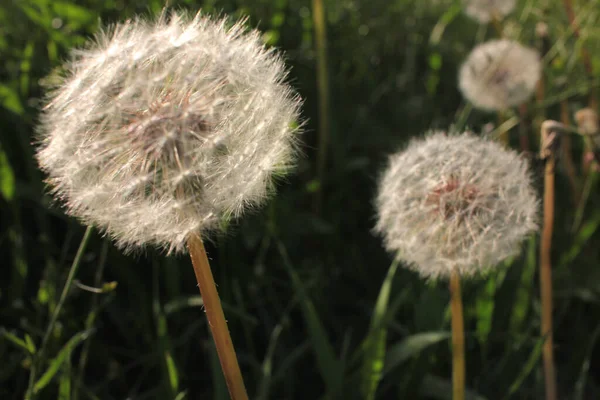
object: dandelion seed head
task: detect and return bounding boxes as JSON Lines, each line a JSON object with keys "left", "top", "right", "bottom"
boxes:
{"left": 536, "top": 22, "right": 549, "bottom": 39}
{"left": 36, "top": 11, "right": 302, "bottom": 253}
{"left": 374, "top": 132, "right": 538, "bottom": 279}
{"left": 459, "top": 39, "right": 541, "bottom": 111}
{"left": 462, "top": 0, "right": 516, "bottom": 24}
{"left": 575, "top": 108, "right": 599, "bottom": 136}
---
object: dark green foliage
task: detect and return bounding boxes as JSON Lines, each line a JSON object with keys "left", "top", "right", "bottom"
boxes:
{"left": 1, "top": 0, "right": 600, "bottom": 399}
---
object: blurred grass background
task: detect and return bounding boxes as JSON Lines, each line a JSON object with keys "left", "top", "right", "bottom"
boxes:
{"left": 1, "top": 0, "right": 600, "bottom": 399}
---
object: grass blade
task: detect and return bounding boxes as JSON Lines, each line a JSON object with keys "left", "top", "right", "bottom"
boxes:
{"left": 559, "top": 210, "right": 600, "bottom": 268}
{"left": 58, "top": 361, "right": 71, "bottom": 400}
{"left": 277, "top": 241, "right": 343, "bottom": 397}
{"left": 574, "top": 323, "right": 600, "bottom": 400}
{"left": 1, "top": 329, "right": 34, "bottom": 354}
{"left": 419, "top": 374, "right": 488, "bottom": 400}
{"left": 33, "top": 330, "right": 92, "bottom": 394}
{"left": 208, "top": 333, "right": 228, "bottom": 400}
{"left": 506, "top": 336, "right": 545, "bottom": 396}
{"left": 509, "top": 237, "right": 537, "bottom": 333}
{"left": 383, "top": 332, "right": 450, "bottom": 376}
{"left": 360, "top": 260, "right": 399, "bottom": 400}
{"left": 256, "top": 323, "right": 284, "bottom": 400}
{"left": 475, "top": 268, "right": 506, "bottom": 352}
{"left": 153, "top": 259, "right": 179, "bottom": 397}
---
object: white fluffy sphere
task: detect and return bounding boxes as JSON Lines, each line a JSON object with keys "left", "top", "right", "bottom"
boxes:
{"left": 375, "top": 132, "right": 538, "bottom": 279}
{"left": 459, "top": 39, "right": 541, "bottom": 111}
{"left": 36, "top": 12, "right": 302, "bottom": 252}
{"left": 463, "top": 0, "right": 517, "bottom": 24}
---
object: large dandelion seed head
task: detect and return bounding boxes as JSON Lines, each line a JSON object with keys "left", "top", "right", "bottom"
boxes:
{"left": 462, "top": 0, "right": 516, "bottom": 24}
{"left": 374, "top": 132, "right": 538, "bottom": 279}
{"left": 36, "top": 11, "right": 302, "bottom": 253}
{"left": 459, "top": 39, "right": 541, "bottom": 111}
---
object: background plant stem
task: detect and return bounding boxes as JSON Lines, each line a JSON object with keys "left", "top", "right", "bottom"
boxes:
{"left": 74, "top": 239, "right": 110, "bottom": 400}
{"left": 187, "top": 233, "right": 248, "bottom": 400}
{"left": 559, "top": 100, "right": 580, "bottom": 204}
{"left": 312, "top": 0, "right": 330, "bottom": 214}
{"left": 450, "top": 269, "right": 465, "bottom": 400}
{"left": 517, "top": 104, "right": 530, "bottom": 152}
{"left": 563, "top": 0, "right": 597, "bottom": 175}
{"left": 562, "top": 0, "right": 597, "bottom": 110}
{"left": 26, "top": 226, "right": 94, "bottom": 400}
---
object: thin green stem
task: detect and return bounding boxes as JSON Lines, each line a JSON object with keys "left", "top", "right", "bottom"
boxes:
{"left": 572, "top": 160, "right": 597, "bottom": 233}
{"left": 559, "top": 100, "right": 580, "bottom": 205}
{"left": 26, "top": 225, "right": 94, "bottom": 400}
{"left": 74, "top": 239, "right": 110, "bottom": 400}
{"left": 562, "top": 0, "right": 597, "bottom": 110}
{"left": 517, "top": 104, "right": 530, "bottom": 152}
{"left": 312, "top": 0, "right": 330, "bottom": 214}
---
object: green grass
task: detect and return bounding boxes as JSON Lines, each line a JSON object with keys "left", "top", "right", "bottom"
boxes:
{"left": 1, "top": 0, "right": 600, "bottom": 399}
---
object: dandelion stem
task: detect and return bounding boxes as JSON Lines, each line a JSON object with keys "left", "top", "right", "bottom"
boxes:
{"left": 187, "top": 233, "right": 248, "bottom": 400}
{"left": 26, "top": 226, "right": 94, "bottom": 400}
{"left": 312, "top": 0, "right": 330, "bottom": 214}
{"left": 559, "top": 100, "right": 580, "bottom": 204}
{"left": 540, "top": 124, "right": 558, "bottom": 400}
{"left": 450, "top": 269, "right": 465, "bottom": 400}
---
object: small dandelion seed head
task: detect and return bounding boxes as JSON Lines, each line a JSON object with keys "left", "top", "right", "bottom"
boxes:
{"left": 374, "top": 131, "right": 539, "bottom": 279}
{"left": 36, "top": 11, "right": 302, "bottom": 253}
{"left": 536, "top": 22, "right": 549, "bottom": 39}
{"left": 575, "top": 108, "right": 599, "bottom": 136}
{"left": 462, "top": 0, "right": 516, "bottom": 24}
{"left": 459, "top": 39, "right": 541, "bottom": 111}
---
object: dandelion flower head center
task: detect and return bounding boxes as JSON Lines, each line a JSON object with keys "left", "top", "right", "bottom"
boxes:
{"left": 121, "top": 86, "right": 215, "bottom": 169}
{"left": 426, "top": 176, "right": 482, "bottom": 221}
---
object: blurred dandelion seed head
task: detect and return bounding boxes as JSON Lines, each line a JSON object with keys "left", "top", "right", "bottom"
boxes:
{"left": 575, "top": 108, "right": 599, "bottom": 136}
{"left": 459, "top": 39, "right": 541, "bottom": 111}
{"left": 536, "top": 22, "right": 549, "bottom": 39}
{"left": 462, "top": 0, "right": 516, "bottom": 24}
{"left": 374, "top": 132, "right": 538, "bottom": 279}
{"left": 36, "top": 11, "right": 302, "bottom": 253}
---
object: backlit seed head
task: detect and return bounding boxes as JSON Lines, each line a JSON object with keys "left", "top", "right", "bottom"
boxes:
{"left": 374, "top": 132, "right": 538, "bottom": 279}
{"left": 36, "top": 11, "right": 302, "bottom": 253}
{"left": 575, "top": 108, "right": 599, "bottom": 136}
{"left": 459, "top": 39, "right": 541, "bottom": 111}
{"left": 462, "top": 0, "right": 516, "bottom": 24}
